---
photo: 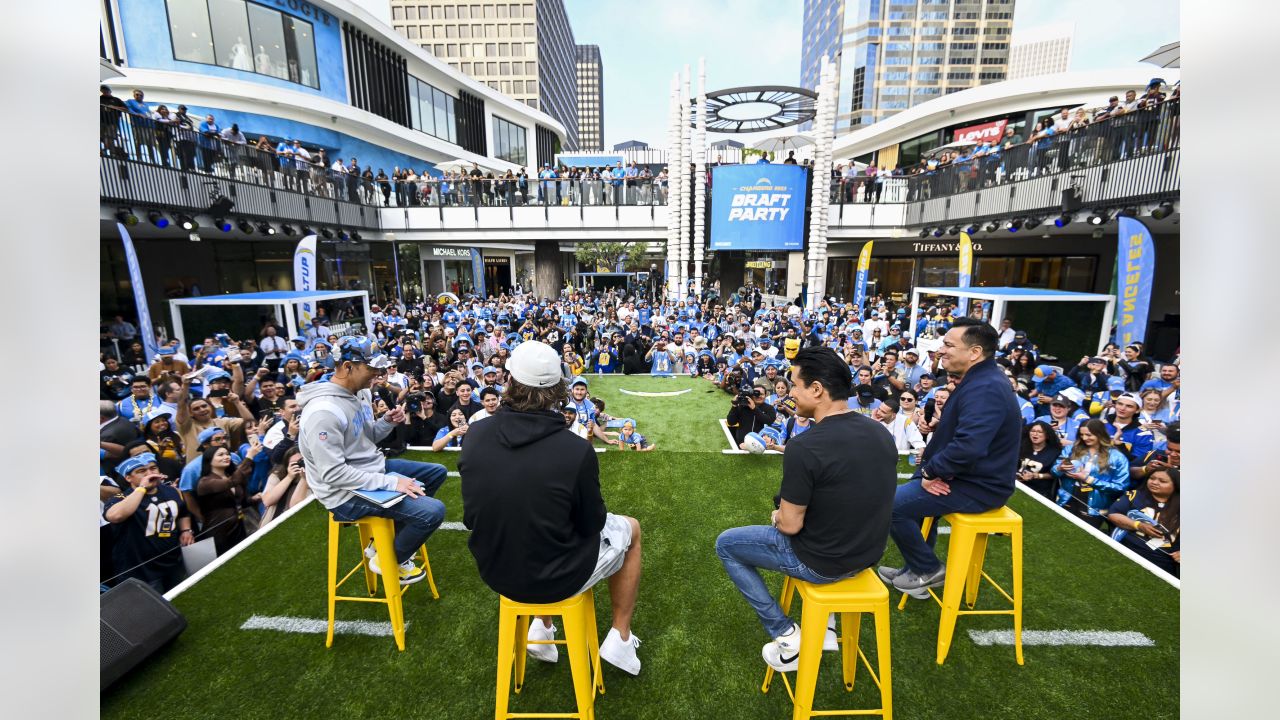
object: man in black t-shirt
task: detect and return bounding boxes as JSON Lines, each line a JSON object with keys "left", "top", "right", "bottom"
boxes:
{"left": 716, "top": 346, "right": 897, "bottom": 672}
{"left": 103, "top": 452, "right": 194, "bottom": 592}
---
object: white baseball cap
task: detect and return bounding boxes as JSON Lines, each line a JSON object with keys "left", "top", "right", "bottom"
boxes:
{"left": 506, "top": 340, "right": 563, "bottom": 388}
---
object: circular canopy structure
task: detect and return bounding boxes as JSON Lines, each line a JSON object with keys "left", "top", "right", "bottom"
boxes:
{"left": 702, "top": 86, "right": 818, "bottom": 133}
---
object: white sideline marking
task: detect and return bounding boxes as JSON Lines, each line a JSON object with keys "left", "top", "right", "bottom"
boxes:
{"left": 968, "top": 630, "right": 1154, "bottom": 647}
{"left": 241, "top": 614, "right": 409, "bottom": 637}
{"left": 618, "top": 388, "right": 692, "bottom": 397}
{"left": 897, "top": 473, "right": 912, "bottom": 479}
{"left": 439, "top": 521, "right": 469, "bottom": 531}
{"left": 1014, "top": 483, "right": 1180, "bottom": 589}
{"left": 448, "top": 471, "right": 460, "bottom": 477}
{"left": 406, "top": 446, "right": 461, "bottom": 452}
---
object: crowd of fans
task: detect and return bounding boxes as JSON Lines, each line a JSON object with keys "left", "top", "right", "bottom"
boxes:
{"left": 99, "top": 281, "right": 1180, "bottom": 593}
{"left": 100, "top": 85, "right": 667, "bottom": 210}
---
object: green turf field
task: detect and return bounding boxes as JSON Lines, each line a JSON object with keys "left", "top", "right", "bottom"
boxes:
{"left": 101, "top": 375, "right": 1179, "bottom": 719}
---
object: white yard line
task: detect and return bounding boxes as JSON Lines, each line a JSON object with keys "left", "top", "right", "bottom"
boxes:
{"left": 968, "top": 629, "right": 1155, "bottom": 647}
{"left": 439, "top": 521, "right": 469, "bottom": 531}
{"left": 240, "top": 614, "right": 408, "bottom": 637}
{"left": 618, "top": 388, "right": 692, "bottom": 397}
{"left": 1014, "top": 483, "right": 1180, "bottom": 589}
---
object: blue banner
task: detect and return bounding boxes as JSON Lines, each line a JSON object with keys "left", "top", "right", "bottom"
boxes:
{"left": 710, "top": 164, "right": 807, "bottom": 251}
{"left": 471, "top": 247, "right": 486, "bottom": 299}
{"left": 118, "top": 222, "right": 158, "bottom": 363}
{"left": 852, "top": 241, "right": 873, "bottom": 312}
{"left": 1115, "top": 216, "right": 1155, "bottom": 345}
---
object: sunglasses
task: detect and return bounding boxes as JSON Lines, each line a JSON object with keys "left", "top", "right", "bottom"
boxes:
{"left": 899, "top": 396, "right": 916, "bottom": 402}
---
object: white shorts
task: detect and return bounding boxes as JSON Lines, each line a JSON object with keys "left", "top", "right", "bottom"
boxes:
{"left": 576, "top": 513, "right": 633, "bottom": 595}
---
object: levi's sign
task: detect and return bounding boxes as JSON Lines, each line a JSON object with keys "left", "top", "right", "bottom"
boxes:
{"left": 953, "top": 119, "right": 1008, "bottom": 144}
{"left": 710, "top": 164, "right": 807, "bottom": 251}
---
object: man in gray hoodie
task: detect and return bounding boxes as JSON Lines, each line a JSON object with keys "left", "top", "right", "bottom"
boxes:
{"left": 298, "top": 336, "right": 447, "bottom": 585}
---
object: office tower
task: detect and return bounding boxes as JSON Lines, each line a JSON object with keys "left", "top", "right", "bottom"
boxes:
{"left": 1008, "top": 22, "right": 1073, "bottom": 80}
{"left": 801, "top": 0, "right": 1017, "bottom": 132}
{"left": 389, "top": 0, "right": 582, "bottom": 149}
{"left": 576, "top": 44, "right": 603, "bottom": 151}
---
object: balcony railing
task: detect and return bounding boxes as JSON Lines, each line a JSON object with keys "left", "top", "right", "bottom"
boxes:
{"left": 902, "top": 99, "right": 1180, "bottom": 225}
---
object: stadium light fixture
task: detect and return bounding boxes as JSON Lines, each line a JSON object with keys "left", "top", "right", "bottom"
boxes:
{"left": 1024, "top": 216, "right": 1044, "bottom": 230}
{"left": 147, "top": 210, "right": 169, "bottom": 229}
{"left": 985, "top": 221, "right": 1000, "bottom": 233}
{"left": 321, "top": 228, "right": 334, "bottom": 239}
{"left": 257, "top": 222, "right": 276, "bottom": 236}
{"left": 946, "top": 226, "right": 960, "bottom": 236}
{"left": 237, "top": 219, "right": 254, "bottom": 234}
{"left": 1053, "top": 212, "right": 1074, "bottom": 228}
{"left": 1087, "top": 209, "right": 1109, "bottom": 226}
{"left": 1116, "top": 207, "right": 1138, "bottom": 219}
{"left": 338, "top": 230, "right": 350, "bottom": 241}
{"left": 280, "top": 224, "right": 296, "bottom": 236}
{"left": 963, "top": 224, "right": 978, "bottom": 235}
{"left": 114, "top": 209, "right": 138, "bottom": 226}
{"left": 1151, "top": 201, "right": 1174, "bottom": 220}
{"left": 176, "top": 213, "right": 198, "bottom": 231}
{"left": 351, "top": 231, "right": 363, "bottom": 242}
{"left": 919, "top": 228, "right": 930, "bottom": 238}
{"left": 213, "top": 217, "right": 232, "bottom": 232}
{"left": 300, "top": 226, "right": 315, "bottom": 237}
{"left": 1004, "top": 218, "right": 1023, "bottom": 233}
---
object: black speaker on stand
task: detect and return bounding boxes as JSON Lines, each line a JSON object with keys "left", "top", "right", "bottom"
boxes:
{"left": 100, "top": 579, "right": 187, "bottom": 690}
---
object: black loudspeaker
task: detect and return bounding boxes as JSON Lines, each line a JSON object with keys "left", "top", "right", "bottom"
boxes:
{"left": 1061, "top": 187, "right": 1083, "bottom": 213}
{"left": 100, "top": 579, "right": 187, "bottom": 690}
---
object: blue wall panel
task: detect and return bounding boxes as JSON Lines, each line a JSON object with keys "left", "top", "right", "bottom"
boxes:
{"left": 117, "top": 0, "right": 348, "bottom": 104}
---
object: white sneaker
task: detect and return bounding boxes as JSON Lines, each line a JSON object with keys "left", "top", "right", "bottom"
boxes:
{"left": 366, "top": 541, "right": 416, "bottom": 563}
{"left": 599, "top": 627, "right": 642, "bottom": 675}
{"left": 762, "top": 623, "right": 801, "bottom": 672}
{"left": 526, "top": 622, "right": 559, "bottom": 663}
{"left": 824, "top": 613, "right": 839, "bottom": 652}
{"left": 367, "top": 555, "right": 426, "bottom": 585}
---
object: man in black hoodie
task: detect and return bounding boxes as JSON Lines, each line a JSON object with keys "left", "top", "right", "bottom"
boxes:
{"left": 460, "top": 340, "right": 644, "bottom": 676}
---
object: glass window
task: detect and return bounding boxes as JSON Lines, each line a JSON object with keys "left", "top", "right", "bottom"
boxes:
{"left": 484, "top": 5, "right": 495, "bottom": 18}
{"left": 498, "top": 43, "right": 509, "bottom": 56}
{"left": 459, "top": 5, "right": 470, "bottom": 19}
{"left": 492, "top": 116, "right": 526, "bottom": 165}
{"left": 407, "top": 26, "right": 419, "bottom": 39}
{"left": 499, "top": 61, "right": 510, "bottom": 73}
{"left": 498, "top": 24, "right": 509, "bottom": 37}
{"left": 487, "top": 61, "right": 498, "bottom": 74}
{"left": 419, "top": 81, "right": 435, "bottom": 134}
{"left": 445, "top": 25, "right": 456, "bottom": 38}
{"left": 444, "top": 5, "right": 455, "bottom": 19}
{"left": 209, "top": 0, "right": 251, "bottom": 70}
{"left": 447, "top": 43, "right": 457, "bottom": 55}
{"left": 511, "top": 4, "right": 522, "bottom": 18}
{"left": 247, "top": 3, "right": 288, "bottom": 80}
{"left": 512, "top": 43, "right": 523, "bottom": 56}
{"left": 459, "top": 25, "right": 470, "bottom": 38}
{"left": 392, "top": 7, "right": 403, "bottom": 20}
{"left": 408, "top": 79, "right": 421, "bottom": 130}
{"left": 433, "top": 87, "right": 450, "bottom": 140}
{"left": 486, "top": 42, "right": 497, "bottom": 54}
{"left": 167, "top": 0, "right": 215, "bottom": 64}
{"left": 284, "top": 14, "right": 318, "bottom": 87}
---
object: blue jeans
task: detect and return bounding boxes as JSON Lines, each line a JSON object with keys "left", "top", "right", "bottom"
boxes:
{"left": 331, "top": 460, "right": 448, "bottom": 564}
{"left": 889, "top": 480, "right": 990, "bottom": 575}
{"left": 715, "top": 525, "right": 855, "bottom": 639}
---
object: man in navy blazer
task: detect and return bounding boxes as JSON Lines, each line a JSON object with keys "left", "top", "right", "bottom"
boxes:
{"left": 878, "top": 317, "right": 1022, "bottom": 598}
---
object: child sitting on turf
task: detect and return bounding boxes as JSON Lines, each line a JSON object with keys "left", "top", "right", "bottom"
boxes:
{"left": 614, "top": 419, "right": 654, "bottom": 452}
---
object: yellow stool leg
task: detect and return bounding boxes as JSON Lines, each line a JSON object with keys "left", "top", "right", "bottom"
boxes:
{"left": 874, "top": 601, "right": 893, "bottom": 720}
{"left": 495, "top": 605, "right": 517, "bottom": 720}
{"left": 791, "top": 598, "right": 829, "bottom": 720}
{"left": 326, "top": 517, "right": 339, "bottom": 648}
{"left": 371, "top": 523, "right": 405, "bottom": 652}
{"left": 560, "top": 598, "right": 596, "bottom": 720}
{"left": 840, "top": 611, "right": 862, "bottom": 691}
{"left": 936, "top": 524, "right": 977, "bottom": 665}
{"left": 419, "top": 544, "right": 440, "bottom": 600}
{"left": 763, "top": 576, "right": 798, "bottom": 693}
{"left": 513, "top": 615, "right": 530, "bottom": 693}
{"left": 584, "top": 590, "right": 605, "bottom": 696}
{"left": 964, "top": 532, "right": 990, "bottom": 609}
{"left": 357, "top": 523, "right": 377, "bottom": 596}
{"left": 1012, "top": 524, "right": 1024, "bottom": 665}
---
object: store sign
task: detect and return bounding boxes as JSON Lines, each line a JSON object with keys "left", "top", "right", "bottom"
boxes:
{"left": 912, "top": 242, "right": 983, "bottom": 253}
{"left": 484, "top": 256, "right": 510, "bottom": 265}
{"left": 265, "top": 0, "right": 335, "bottom": 27}
{"left": 431, "top": 247, "right": 473, "bottom": 259}
{"left": 953, "top": 119, "right": 1008, "bottom": 144}
{"left": 745, "top": 260, "right": 774, "bottom": 269}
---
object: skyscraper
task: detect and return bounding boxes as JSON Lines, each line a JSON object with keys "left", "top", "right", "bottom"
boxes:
{"left": 1008, "top": 22, "right": 1073, "bottom": 80}
{"left": 576, "top": 44, "right": 603, "bottom": 151}
{"left": 388, "top": 0, "right": 582, "bottom": 150}
{"left": 801, "top": 0, "right": 1017, "bottom": 132}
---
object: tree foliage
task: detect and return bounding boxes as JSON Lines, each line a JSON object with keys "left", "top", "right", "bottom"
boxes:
{"left": 574, "top": 242, "right": 638, "bottom": 272}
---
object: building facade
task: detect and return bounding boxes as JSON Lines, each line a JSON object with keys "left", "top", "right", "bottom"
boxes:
{"left": 575, "top": 44, "right": 604, "bottom": 151}
{"left": 99, "top": 0, "right": 566, "bottom": 328}
{"left": 388, "top": 0, "right": 582, "bottom": 150}
{"left": 1008, "top": 22, "right": 1073, "bottom": 80}
{"left": 801, "top": 0, "right": 1016, "bottom": 132}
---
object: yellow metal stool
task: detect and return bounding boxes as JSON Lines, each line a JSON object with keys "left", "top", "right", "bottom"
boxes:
{"left": 762, "top": 569, "right": 893, "bottom": 720}
{"left": 894, "top": 507, "right": 1023, "bottom": 665}
{"left": 494, "top": 589, "right": 606, "bottom": 720}
{"left": 325, "top": 513, "right": 440, "bottom": 652}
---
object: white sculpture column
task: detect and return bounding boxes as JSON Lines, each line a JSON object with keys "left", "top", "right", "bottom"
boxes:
{"left": 678, "top": 64, "right": 692, "bottom": 301}
{"left": 665, "top": 76, "right": 680, "bottom": 300}
{"left": 692, "top": 58, "right": 708, "bottom": 299}
{"left": 806, "top": 56, "right": 837, "bottom": 310}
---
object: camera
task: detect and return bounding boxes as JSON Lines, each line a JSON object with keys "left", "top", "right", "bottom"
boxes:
{"left": 1149, "top": 450, "right": 1169, "bottom": 465}
{"left": 733, "top": 389, "right": 754, "bottom": 406}
{"left": 405, "top": 392, "right": 426, "bottom": 413}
